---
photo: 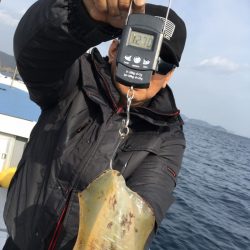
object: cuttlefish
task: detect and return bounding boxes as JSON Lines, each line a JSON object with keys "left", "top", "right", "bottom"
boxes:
{"left": 73, "top": 169, "right": 155, "bottom": 250}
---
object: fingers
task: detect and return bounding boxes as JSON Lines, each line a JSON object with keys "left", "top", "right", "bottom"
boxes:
{"left": 93, "top": 0, "right": 108, "bottom": 12}
{"left": 83, "top": 0, "right": 145, "bottom": 28}
{"left": 118, "top": 0, "right": 131, "bottom": 11}
{"left": 92, "top": 0, "right": 145, "bottom": 16}
{"left": 132, "top": 0, "right": 145, "bottom": 14}
{"left": 107, "top": 0, "right": 120, "bottom": 16}
{"left": 84, "top": 0, "right": 106, "bottom": 22}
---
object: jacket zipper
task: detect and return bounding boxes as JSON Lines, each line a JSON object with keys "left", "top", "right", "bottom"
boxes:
{"left": 48, "top": 190, "right": 72, "bottom": 250}
{"left": 92, "top": 58, "right": 119, "bottom": 112}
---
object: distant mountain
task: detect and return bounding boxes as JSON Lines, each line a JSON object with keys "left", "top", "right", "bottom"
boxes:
{"left": 0, "top": 51, "right": 16, "bottom": 69}
{"left": 182, "top": 115, "right": 228, "bottom": 133}
{"left": 0, "top": 51, "right": 21, "bottom": 79}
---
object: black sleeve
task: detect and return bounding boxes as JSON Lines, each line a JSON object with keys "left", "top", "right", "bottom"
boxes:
{"left": 14, "top": 0, "right": 121, "bottom": 109}
{"left": 118, "top": 124, "right": 186, "bottom": 227}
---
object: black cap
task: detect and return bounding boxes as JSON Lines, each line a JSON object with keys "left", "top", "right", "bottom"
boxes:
{"left": 145, "top": 4, "right": 187, "bottom": 66}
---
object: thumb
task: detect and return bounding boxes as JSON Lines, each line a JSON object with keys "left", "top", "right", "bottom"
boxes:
{"left": 132, "top": 0, "right": 145, "bottom": 14}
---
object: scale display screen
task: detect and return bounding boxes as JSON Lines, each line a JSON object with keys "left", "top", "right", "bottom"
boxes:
{"left": 128, "top": 31, "right": 154, "bottom": 50}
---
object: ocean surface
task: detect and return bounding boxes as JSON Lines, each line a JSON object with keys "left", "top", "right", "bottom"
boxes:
{"left": 1, "top": 123, "right": 250, "bottom": 249}
{"left": 151, "top": 123, "right": 250, "bottom": 250}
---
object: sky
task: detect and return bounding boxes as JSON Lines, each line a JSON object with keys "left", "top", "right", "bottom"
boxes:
{"left": 0, "top": 0, "right": 250, "bottom": 138}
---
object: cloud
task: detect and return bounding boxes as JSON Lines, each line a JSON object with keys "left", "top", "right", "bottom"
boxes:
{"left": 196, "top": 56, "right": 242, "bottom": 73}
{"left": 0, "top": 10, "right": 20, "bottom": 27}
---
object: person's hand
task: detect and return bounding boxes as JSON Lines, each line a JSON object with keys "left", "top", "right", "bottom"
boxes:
{"left": 83, "top": 0, "right": 145, "bottom": 28}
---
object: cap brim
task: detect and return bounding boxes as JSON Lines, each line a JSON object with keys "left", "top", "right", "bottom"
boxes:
{"left": 160, "top": 42, "right": 179, "bottom": 67}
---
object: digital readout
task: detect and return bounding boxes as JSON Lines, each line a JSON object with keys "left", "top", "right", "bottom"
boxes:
{"left": 128, "top": 31, "right": 154, "bottom": 50}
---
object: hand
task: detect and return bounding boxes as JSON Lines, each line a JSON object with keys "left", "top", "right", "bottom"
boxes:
{"left": 83, "top": 0, "right": 145, "bottom": 28}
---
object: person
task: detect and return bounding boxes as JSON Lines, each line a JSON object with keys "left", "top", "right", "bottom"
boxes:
{"left": 3, "top": 0, "right": 187, "bottom": 249}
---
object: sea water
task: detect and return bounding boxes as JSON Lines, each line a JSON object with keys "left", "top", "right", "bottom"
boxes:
{"left": 151, "top": 123, "right": 250, "bottom": 250}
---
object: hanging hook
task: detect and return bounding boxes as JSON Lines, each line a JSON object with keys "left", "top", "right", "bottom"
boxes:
{"left": 109, "top": 87, "right": 134, "bottom": 169}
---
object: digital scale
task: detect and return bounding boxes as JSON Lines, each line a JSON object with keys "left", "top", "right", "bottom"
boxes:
{"left": 116, "top": 0, "right": 173, "bottom": 88}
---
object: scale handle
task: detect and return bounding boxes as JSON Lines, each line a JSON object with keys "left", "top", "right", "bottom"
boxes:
{"left": 126, "top": 0, "right": 173, "bottom": 26}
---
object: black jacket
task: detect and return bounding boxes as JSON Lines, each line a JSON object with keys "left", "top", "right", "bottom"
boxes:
{"left": 4, "top": 0, "right": 186, "bottom": 249}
